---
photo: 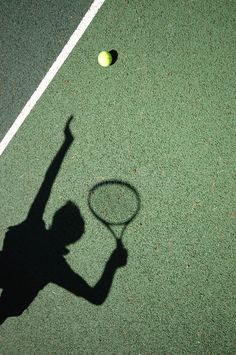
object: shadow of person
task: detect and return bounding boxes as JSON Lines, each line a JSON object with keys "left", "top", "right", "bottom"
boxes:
{"left": 0, "top": 116, "right": 127, "bottom": 325}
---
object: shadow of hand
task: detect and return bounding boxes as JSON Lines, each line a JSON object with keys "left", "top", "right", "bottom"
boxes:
{"left": 110, "top": 239, "right": 128, "bottom": 268}
{"left": 64, "top": 115, "right": 74, "bottom": 142}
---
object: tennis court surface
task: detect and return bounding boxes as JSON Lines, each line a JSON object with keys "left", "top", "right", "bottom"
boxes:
{"left": 0, "top": 0, "right": 235, "bottom": 353}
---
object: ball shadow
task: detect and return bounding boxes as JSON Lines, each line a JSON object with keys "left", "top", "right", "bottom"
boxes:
{"left": 109, "top": 50, "right": 118, "bottom": 66}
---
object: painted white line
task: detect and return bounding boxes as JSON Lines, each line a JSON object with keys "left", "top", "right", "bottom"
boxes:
{"left": 0, "top": 0, "right": 106, "bottom": 156}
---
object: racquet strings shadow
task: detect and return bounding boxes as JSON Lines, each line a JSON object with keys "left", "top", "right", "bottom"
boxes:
{"left": 0, "top": 116, "right": 131, "bottom": 325}
{"left": 88, "top": 180, "right": 141, "bottom": 241}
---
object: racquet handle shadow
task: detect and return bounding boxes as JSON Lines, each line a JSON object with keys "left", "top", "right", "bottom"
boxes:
{"left": 110, "top": 238, "right": 128, "bottom": 268}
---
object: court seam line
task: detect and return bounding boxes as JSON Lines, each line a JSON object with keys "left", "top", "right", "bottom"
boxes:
{"left": 0, "top": 0, "right": 106, "bottom": 157}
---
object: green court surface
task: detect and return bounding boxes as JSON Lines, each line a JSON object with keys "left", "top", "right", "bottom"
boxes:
{"left": 0, "top": 0, "right": 93, "bottom": 141}
{"left": 0, "top": 0, "right": 236, "bottom": 353}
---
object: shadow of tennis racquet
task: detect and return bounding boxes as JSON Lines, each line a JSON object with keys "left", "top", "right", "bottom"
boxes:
{"left": 88, "top": 179, "right": 140, "bottom": 243}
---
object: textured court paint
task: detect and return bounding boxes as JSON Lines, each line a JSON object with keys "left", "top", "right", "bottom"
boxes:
{"left": 0, "top": 0, "right": 103, "bottom": 146}
{"left": 0, "top": 0, "right": 236, "bottom": 354}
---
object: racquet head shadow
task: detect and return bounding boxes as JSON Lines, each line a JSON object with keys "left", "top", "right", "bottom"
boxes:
{"left": 88, "top": 179, "right": 140, "bottom": 241}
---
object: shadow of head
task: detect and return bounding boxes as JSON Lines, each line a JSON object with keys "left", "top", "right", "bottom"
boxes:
{"left": 50, "top": 201, "right": 85, "bottom": 246}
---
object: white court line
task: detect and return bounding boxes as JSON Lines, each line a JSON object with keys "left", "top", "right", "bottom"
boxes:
{"left": 0, "top": 0, "right": 106, "bottom": 156}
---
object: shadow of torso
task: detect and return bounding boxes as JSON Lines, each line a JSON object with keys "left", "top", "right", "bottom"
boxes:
{"left": 0, "top": 219, "right": 70, "bottom": 318}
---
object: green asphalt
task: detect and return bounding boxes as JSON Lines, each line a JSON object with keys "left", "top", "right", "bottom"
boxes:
{"left": 0, "top": 0, "right": 93, "bottom": 141}
{"left": 0, "top": 0, "right": 236, "bottom": 353}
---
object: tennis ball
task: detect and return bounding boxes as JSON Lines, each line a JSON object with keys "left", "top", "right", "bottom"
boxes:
{"left": 98, "top": 51, "right": 112, "bottom": 67}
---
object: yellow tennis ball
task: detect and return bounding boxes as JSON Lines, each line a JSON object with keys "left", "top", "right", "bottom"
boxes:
{"left": 98, "top": 51, "right": 112, "bottom": 67}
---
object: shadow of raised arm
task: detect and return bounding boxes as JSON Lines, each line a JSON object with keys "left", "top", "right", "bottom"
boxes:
{"left": 26, "top": 116, "right": 74, "bottom": 222}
